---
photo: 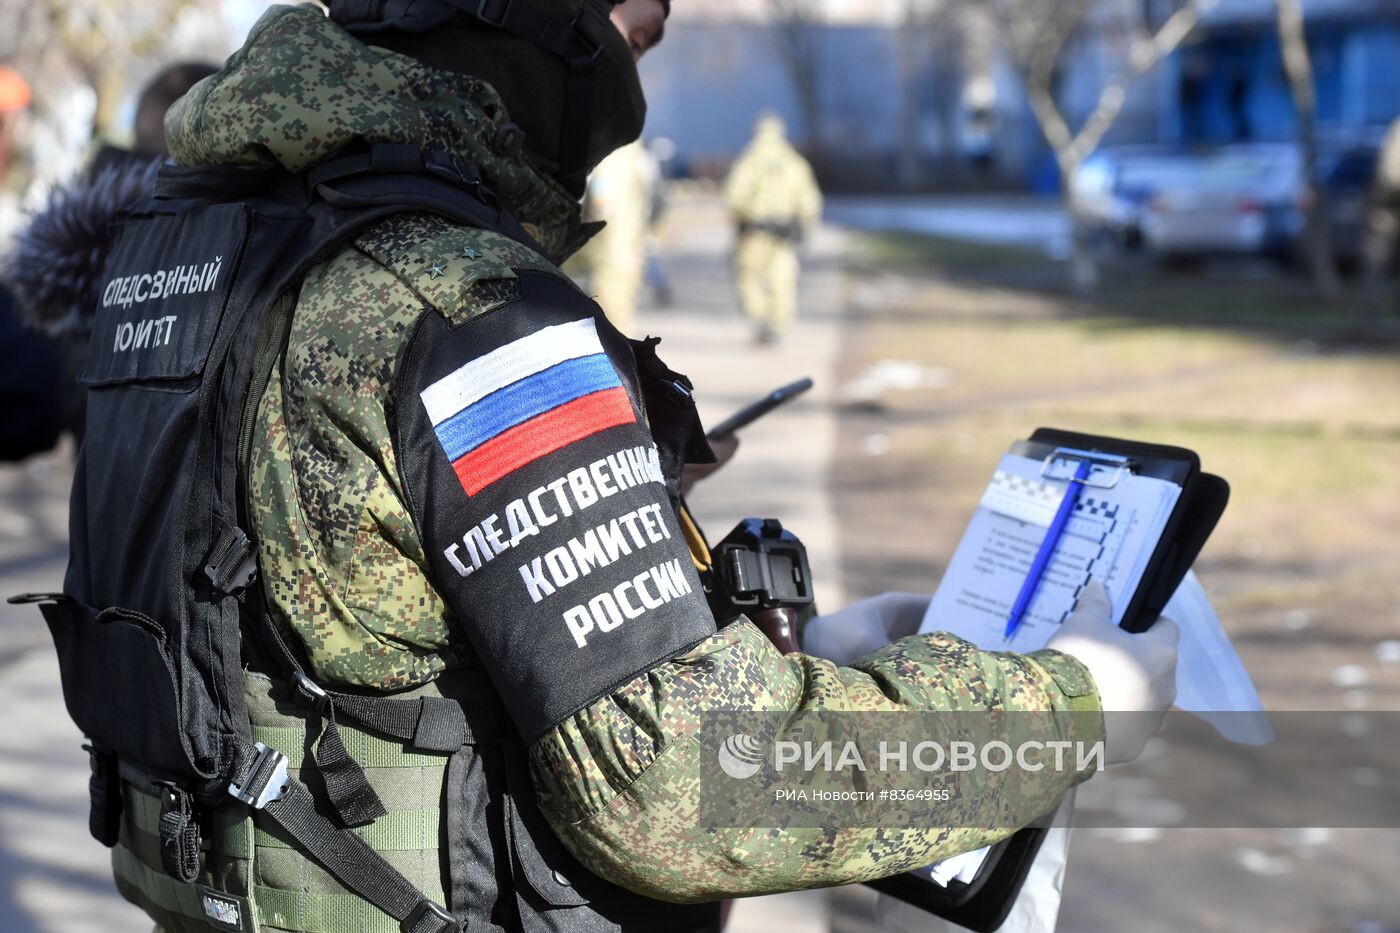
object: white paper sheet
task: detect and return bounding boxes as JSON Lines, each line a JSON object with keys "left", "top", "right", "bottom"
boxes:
{"left": 921, "top": 454, "right": 1180, "bottom": 650}
{"left": 907, "top": 452, "right": 1270, "bottom": 927}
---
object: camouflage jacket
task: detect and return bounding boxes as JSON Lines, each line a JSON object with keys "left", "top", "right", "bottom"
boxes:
{"left": 167, "top": 4, "right": 1104, "bottom": 904}
{"left": 724, "top": 121, "right": 823, "bottom": 231}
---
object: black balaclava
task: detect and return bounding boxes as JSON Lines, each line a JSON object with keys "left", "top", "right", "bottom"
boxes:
{"left": 328, "top": 0, "right": 657, "bottom": 194}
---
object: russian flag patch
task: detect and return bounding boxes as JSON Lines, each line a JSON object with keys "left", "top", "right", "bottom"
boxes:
{"left": 420, "top": 318, "right": 638, "bottom": 496}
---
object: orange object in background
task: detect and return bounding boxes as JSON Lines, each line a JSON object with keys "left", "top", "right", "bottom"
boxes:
{"left": 0, "top": 66, "right": 31, "bottom": 113}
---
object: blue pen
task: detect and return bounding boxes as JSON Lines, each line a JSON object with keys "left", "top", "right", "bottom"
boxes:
{"left": 1004, "top": 458, "right": 1094, "bottom": 640}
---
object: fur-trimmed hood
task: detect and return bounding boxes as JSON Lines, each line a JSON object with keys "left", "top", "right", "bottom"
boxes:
{"left": 4, "top": 156, "right": 159, "bottom": 337}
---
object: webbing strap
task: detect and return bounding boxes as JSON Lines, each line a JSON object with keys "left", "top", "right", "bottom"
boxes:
{"left": 285, "top": 674, "right": 388, "bottom": 827}
{"left": 249, "top": 773, "right": 460, "bottom": 933}
{"left": 470, "top": 0, "right": 600, "bottom": 59}
{"left": 227, "top": 145, "right": 525, "bottom": 833}
{"left": 330, "top": 693, "right": 474, "bottom": 752}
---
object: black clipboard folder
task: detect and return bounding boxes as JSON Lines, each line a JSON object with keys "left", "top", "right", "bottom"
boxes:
{"left": 865, "top": 428, "right": 1229, "bottom": 932}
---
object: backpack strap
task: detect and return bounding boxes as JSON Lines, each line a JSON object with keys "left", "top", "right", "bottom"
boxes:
{"left": 209, "top": 148, "right": 536, "bottom": 928}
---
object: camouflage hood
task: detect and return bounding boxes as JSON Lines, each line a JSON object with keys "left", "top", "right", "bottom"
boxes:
{"left": 166, "top": 3, "right": 583, "bottom": 259}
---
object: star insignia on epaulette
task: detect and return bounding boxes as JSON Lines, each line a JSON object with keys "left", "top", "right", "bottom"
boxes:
{"left": 426, "top": 263, "right": 447, "bottom": 280}
{"left": 460, "top": 247, "right": 481, "bottom": 260}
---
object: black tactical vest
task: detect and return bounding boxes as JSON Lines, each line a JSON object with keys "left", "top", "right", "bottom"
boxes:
{"left": 11, "top": 144, "right": 719, "bottom": 933}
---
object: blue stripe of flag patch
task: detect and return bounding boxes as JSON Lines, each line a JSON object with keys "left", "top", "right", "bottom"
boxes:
{"left": 431, "top": 353, "right": 623, "bottom": 462}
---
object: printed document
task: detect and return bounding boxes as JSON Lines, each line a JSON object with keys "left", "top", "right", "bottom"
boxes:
{"left": 920, "top": 453, "right": 1181, "bottom": 651}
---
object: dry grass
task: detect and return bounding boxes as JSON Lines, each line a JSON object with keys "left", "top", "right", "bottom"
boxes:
{"left": 835, "top": 232, "right": 1400, "bottom": 712}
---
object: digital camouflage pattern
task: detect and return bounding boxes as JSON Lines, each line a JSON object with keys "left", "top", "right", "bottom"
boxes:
{"left": 246, "top": 216, "right": 560, "bottom": 689}
{"left": 533, "top": 622, "right": 1101, "bottom": 900}
{"left": 169, "top": 1, "right": 1104, "bottom": 901}
{"left": 165, "top": 4, "right": 579, "bottom": 690}
{"left": 165, "top": 4, "right": 584, "bottom": 261}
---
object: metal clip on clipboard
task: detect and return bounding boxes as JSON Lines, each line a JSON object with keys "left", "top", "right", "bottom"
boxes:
{"left": 1041, "top": 447, "right": 1134, "bottom": 489}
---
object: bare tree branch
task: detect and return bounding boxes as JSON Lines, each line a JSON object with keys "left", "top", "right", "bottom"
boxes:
{"left": 1004, "top": 0, "right": 1220, "bottom": 175}
{"left": 992, "top": 0, "right": 1218, "bottom": 289}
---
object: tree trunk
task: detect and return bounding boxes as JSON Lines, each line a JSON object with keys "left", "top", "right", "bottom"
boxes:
{"left": 897, "top": 17, "right": 924, "bottom": 190}
{"left": 1062, "top": 159, "right": 1099, "bottom": 293}
{"left": 1277, "top": 0, "right": 1341, "bottom": 301}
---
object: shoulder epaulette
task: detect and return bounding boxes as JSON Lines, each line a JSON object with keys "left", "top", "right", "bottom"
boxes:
{"left": 354, "top": 212, "right": 567, "bottom": 327}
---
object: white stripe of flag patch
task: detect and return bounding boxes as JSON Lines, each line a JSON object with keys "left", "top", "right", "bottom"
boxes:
{"left": 419, "top": 318, "right": 604, "bottom": 427}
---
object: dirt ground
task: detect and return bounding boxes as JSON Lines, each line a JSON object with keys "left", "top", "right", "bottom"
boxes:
{"left": 831, "top": 233, "right": 1400, "bottom": 931}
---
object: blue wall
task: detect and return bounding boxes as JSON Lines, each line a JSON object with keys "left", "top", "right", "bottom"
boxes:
{"left": 637, "top": 15, "right": 1400, "bottom": 189}
{"left": 1174, "top": 20, "right": 1400, "bottom": 146}
{"left": 639, "top": 24, "right": 931, "bottom": 165}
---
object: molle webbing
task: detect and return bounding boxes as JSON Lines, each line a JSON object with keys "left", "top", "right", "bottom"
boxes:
{"left": 112, "top": 672, "right": 462, "bottom": 933}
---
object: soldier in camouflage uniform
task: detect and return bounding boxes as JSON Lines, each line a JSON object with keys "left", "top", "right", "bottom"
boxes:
{"left": 574, "top": 139, "right": 661, "bottom": 336}
{"left": 724, "top": 113, "right": 823, "bottom": 345}
{"left": 88, "top": 2, "right": 1177, "bottom": 931}
{"left": 1364, "top": 117, "right": 1400, "bottom": 317}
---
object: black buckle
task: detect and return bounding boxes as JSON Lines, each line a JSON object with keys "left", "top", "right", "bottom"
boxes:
{"left": 205, "top": 527, "right": 258, "bottom": 595}
{"left": 83, "top": 744, "right": 122, "bottom": 847}
{"left": 401, "top": 899, "right": 460, "bottom": 933}
{"left": 475, "top": 0, "right": 512, "bottom": 27}
{"left": 291, "top": 671, "right": 331, "bottom": 715}
{"left": 570, "top": 2, "right": 609, "bottom": 62}
{"left": 227, "top": 743, "right": 290, "bottom": 810}
{"left": 423, "top": 151, "right": 482, "bottom": 190}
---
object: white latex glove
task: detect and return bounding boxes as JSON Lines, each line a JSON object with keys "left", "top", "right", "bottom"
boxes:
{"left": 801, "top": 593, "right": 931, "bottom": 667}
{"left": 1046, "top": 580, "right": 1180, "bottom": 765}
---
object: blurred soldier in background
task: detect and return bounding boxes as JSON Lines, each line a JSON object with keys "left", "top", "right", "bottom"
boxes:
{"left": 6, "top": 3, "right": 1181, "bottom": 932}
{"left": 643, "top": 136, "right": 674, "bottom": 307}
{"left": 724, "top": 112, "right": 822, "bottom": 345}
{"left": 577, "top": 138, "right": 661, "bottom": 335}
{"left": 1364, "top": 117, "right": 1400, "bottom": 318}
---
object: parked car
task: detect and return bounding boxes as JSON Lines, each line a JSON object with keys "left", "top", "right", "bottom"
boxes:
{"left": 1071, "top": 147, "right": 1198, "bottom": 250}
{"left": 1140, "top": 143, "right": 1379, "bottom": 265}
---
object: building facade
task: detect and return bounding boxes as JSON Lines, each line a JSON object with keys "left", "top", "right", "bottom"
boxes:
{"left": 639, "top": 0, "right": 1400, "bottom": 191}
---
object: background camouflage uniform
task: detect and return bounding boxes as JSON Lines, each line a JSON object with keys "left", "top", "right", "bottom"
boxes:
{"left": 574, "top": 140, "right": 661, "bottom": 336}
{"left": 723, "top": 115, "right": 824, "bottom": 339}
{"left": 164, "top": 2, "right": 1102, "bottom": 909}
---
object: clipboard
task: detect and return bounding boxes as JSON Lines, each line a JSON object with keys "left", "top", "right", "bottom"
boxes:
{"left": 866, "top": 427, "right": 1229, "bottom": 932}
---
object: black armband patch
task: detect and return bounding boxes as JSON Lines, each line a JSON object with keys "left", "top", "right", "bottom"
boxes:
{"left": 394, "top": 272, "right": 717, "bottom": 740}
